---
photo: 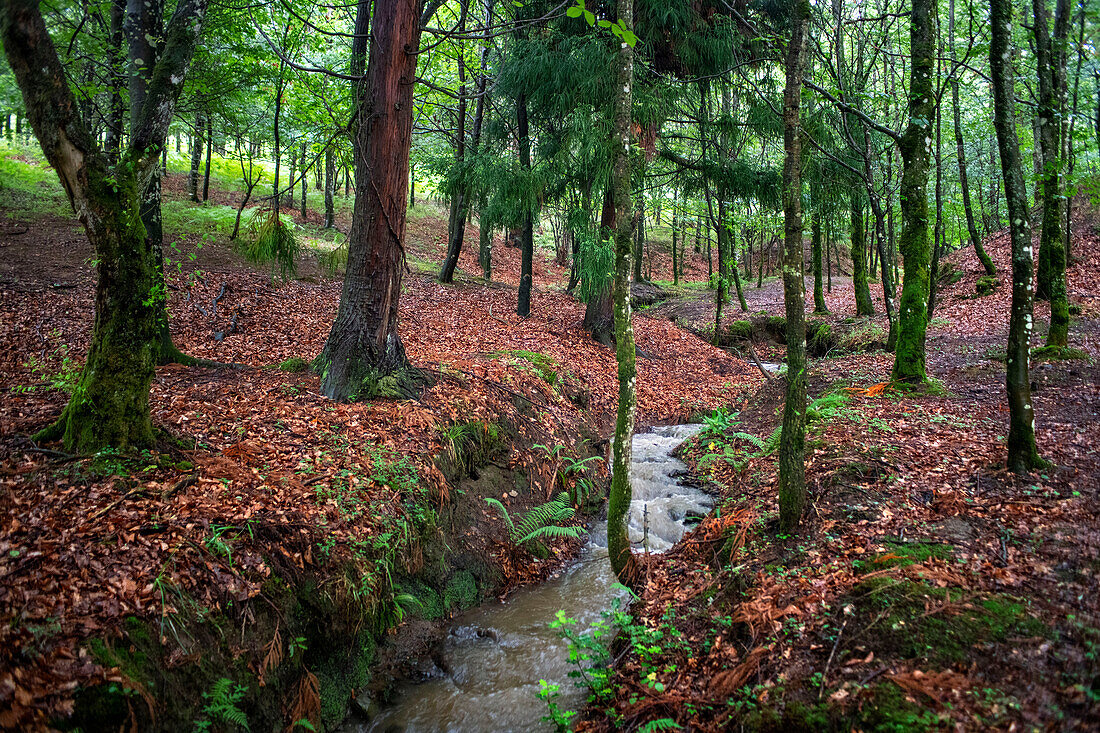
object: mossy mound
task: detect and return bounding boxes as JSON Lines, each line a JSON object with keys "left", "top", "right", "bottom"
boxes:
{"left": 279, "top": 356, "right": 311, "bottom": 372}
{"left": 975, "top": 275, "right": 998, "bottom": 296}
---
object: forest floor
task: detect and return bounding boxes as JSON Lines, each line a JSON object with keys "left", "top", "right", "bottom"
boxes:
{"left": 574, "top": 198, "right": 1100, "bottom": 731}
{"left": 0, "top": 156, "right": 756, "bottom": 729}
{"left": 1, "top": 139, "right": 1098, "bottom": 731}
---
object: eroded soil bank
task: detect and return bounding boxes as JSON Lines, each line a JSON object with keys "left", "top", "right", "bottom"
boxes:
{"left": 0, "top": 184, "right": 758, "bottom": 730}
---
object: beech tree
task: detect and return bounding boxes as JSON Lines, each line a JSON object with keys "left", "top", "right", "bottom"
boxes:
{"left": 1, "top": 0, "right": 208, "bottom": 451}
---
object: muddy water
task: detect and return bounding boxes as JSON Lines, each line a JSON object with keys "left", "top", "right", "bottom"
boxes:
{"left": 354, "top": 424, "right": 709, "bottom": 733}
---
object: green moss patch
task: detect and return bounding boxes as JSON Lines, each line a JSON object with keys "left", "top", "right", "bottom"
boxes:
{"left": 278, "top": 356, "right": 311, "bottom": 372}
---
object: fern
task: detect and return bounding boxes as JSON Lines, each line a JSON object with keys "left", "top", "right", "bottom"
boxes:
{"left": 639, "top": 719, "right": 682, "bottom": 732}
{"left": 485, "top": 493, "right": 585, "bottom": 551}
{"left": 198, "top": 677, "right": 249, "bottom": 731}
{"left": 727, "top": 431, "right": 767, "bottom": 452}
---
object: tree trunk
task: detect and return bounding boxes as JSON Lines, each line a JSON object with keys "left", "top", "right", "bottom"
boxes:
{"left": 812, "top": 216, "right": 827, "bottom": 313}
{"left": 990, "top": 0, "right": 1046, "bottom": 473}
{"left": 928, "top": 68, "right": 945, "bottom": 320}
{"left": 439, "top": 0, "right": 470, "bottom": 284}
{"left": 778, "top": 0, "right": 808, "bottom": 534}
{"left": 4, "top": 0, "right": 207, "bottom": 451}
{"left": 1032, "top": 0, "right": 1070, "bottom": 346}
{"left": 202, "top": 115, "right": 212, "bottom": 202}
{"left": 850, "top": 193, "right": 875, "bottom": 316}
{"left": 516, "top": 91, "right": 534, "bottom": 317}
{"left": 478, "top": 207, "right": 492, "bottom": 280}
{"left": 892, "top": 0, "right": 936, "bottom": 383}
{"left": 950, "top": 0, "right": 994, "bottom": 277}
{"left": 188, "top": 113, "right": 203, "bottom": 201}
{"left": 582, "top": 189, "right": 615, "bottom": 346}
{"left": 104, "top": 0, "right": 125, "bottom": 164}
{"left": 317, "top": 0, "right": 422, "bottom": 399}
{"left": 300, "top": 141, "right": 308, "bottom": 219}
{"left": 606, "top": 0, "right": 636, "bottom": 586}
{"left": 324, "top": 146, "right": 335, "bottom": 228}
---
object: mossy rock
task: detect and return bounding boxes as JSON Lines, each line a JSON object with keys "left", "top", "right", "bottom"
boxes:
{"left": 728, "top": 320, "right": 754, "bottom": 341}
{"left": 279, "top": 356, "right": 311, "bottom": 373}
{"left": 975, "top": 275, "right": 998, "bottom": 296}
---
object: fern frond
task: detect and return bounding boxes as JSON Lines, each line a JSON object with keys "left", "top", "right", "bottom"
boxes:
{"left": 484, "top": 497, "right": 516, "bottom": 536}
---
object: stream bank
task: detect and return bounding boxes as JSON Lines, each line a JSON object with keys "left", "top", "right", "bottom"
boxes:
{"left": 348, "top": 424, "right": 709, "bottom": 732}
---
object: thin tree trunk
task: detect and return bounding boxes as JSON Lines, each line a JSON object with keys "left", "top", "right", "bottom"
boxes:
{"left": 300, "top": 141, "right": 308, "bottom": 219}
{"left": 188, "top": 113, "right": 203, "bottom": 202}
{"left": 812, "top": 216, "right": 827, "bottom": 313}
{"left": 606, "top": 0, "right": 636, "bottom": 585}
{"left": 990, "top": 0, "right": 1046, "bottom": 472}
{"left": 950, "top": 0, "right": 994, "bottom": 276}
{"left": 202, "top": 115, "right": 212, "bottom": 202}
{"left": 929, "top": 53, "right": 945, "bottom": 320}
{"left": 1031, "top": 0, "right": 1070, "bottom": 345}
{"left": 851, "top": 193, "right": 875, "bottom": 315}
{"left": 516, "top": 91, "right": 534, "bottom": 317}
{"left": 778, "top": 0, "right": 808, "bottom": 534}
{"left": 324, "top": 146, "right": 335, "bottom": 228}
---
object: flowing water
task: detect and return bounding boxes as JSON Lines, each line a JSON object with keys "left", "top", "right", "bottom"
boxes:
{"left": 352, "top": 424, "right": 709, "bottom": 733}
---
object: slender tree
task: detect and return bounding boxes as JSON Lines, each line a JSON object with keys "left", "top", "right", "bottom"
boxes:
{"left": 606, "top": 0, "right": 637, "bottom": 586}
{"left": 777, "top": 0, "right": 809, "bottom": 533}
{"left": 990, "top": 0, "right": 1047, "bottom": 472}
{"left": 1032, "top": 0, "right": 1070, "bottom": 346}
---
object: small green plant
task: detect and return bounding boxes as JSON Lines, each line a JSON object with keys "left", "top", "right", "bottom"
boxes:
{"left": 701, "top": 407, "right": 739, "bottom": 436}
{"left": 278, "top": 356, "right": 311, "bottom": 372}
{"left": 14, "top": 333, "right": 80, "bottom": 394}
{"left": 238, "top": 207, "right": 301, "bottom": 280}
{"left": 194, "top": 677, "right": 249, "bottom": 731}
{"left": 485, "top": 492, "right": 585, "bottom": 555}
{"left": 538, "top": 680, "right": 577, "bottom": 732}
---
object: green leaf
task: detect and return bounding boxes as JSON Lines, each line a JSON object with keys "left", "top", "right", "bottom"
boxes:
{"left": 584, "top": 10, "right": 595, "bottom": 25}
{"left": 597, "top": 19, "right": 612, "bottom": 27}
{"left": 566, "top": 5, "right": 583, "bottom": 17}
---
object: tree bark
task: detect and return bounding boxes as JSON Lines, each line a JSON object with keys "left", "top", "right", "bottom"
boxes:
{"left": 1031, "top": 0, "right": 1070, "bottom": 346}
{"left": 317, "top": 0, "right": 422, "bottom": 399}
{"left": 3, "top": 0, "right": 208, "bottom": 451}
{"left": 324, "top": 146, "right": 335, "bottom": 228}
{"left": 778, "top": 0, "right": 809, "bottom": 534}
{"left": 516, "top": 91, "right": 534, "bottom": 317}
{"left": 812, "top": 216, "right": 827, "bottom": 313}
{"left": 990, "top": 0, "right": 1046, "bottom": 473}
{"left": 850, "top": 192, "right": 874, "bottom": 316}
{"left": 606, "top": 0, "right": 636, "bottom": 586}
{"left": 202, "top": 115, "right": 212, "bottom": 202}
{"left": 188, "top": 113, "right": 204, "bottom": 201}
{"left": 892, "top": 0, "right": 936, "bottom": 383}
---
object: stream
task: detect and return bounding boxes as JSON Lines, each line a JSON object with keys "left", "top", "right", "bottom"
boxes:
{"left": 351, "top": 424, "right": 711, "bottom": 733}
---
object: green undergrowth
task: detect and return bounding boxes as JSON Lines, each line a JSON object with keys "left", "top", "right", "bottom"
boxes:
{"left": 1030, "top": 345, "right": 1091, "bottom": 362}
{"left": 492, "top": 349, "right": 563, "bottom": 386}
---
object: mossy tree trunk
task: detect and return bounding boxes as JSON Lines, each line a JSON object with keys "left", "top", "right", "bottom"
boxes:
{"left": 606, "top": 0, "right": 637, "bottom": 587}
{"left": 2, "top": 0, "right": 208, "bottom": 452}
{"left": 892, "top": 0, "right": 936, "bottom": 384}
{"left": 812, "top": 217, "right": 828, "bottom": 313}
{"left": 778, "top": 0, "right": 809, "bottom": 534}
{"left": 990, "top": 0, "right": 1047, "bottom": 473}
{"left": 850, "top": 192, "right": 875, "bottom": 316}
{"left": 1031, "top": 0, "right": 1070, "bottom": 347}
{"left": 317, "top": 0, "right": 421, "bottom": 399}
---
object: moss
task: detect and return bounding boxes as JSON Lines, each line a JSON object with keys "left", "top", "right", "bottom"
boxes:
{"left": 728, "top": 320, "right": 754, "bottom": 340}
{"left": 1030, "top": 345, "right": 1091, "bottom": 362}
{"left": 853, "top": 541, "right": 954, "bottom": 574}
{"left": 279, "top": 356, "right": 311, "bottom": 372}
{"left": 844, "top": 578, "right": 1046, "bottom": 666}
{"left": 444, "top": 569, "right": 478, "bottom": 613}
{"left": 975, "top": 275, "right": 998, "bottom": 296}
